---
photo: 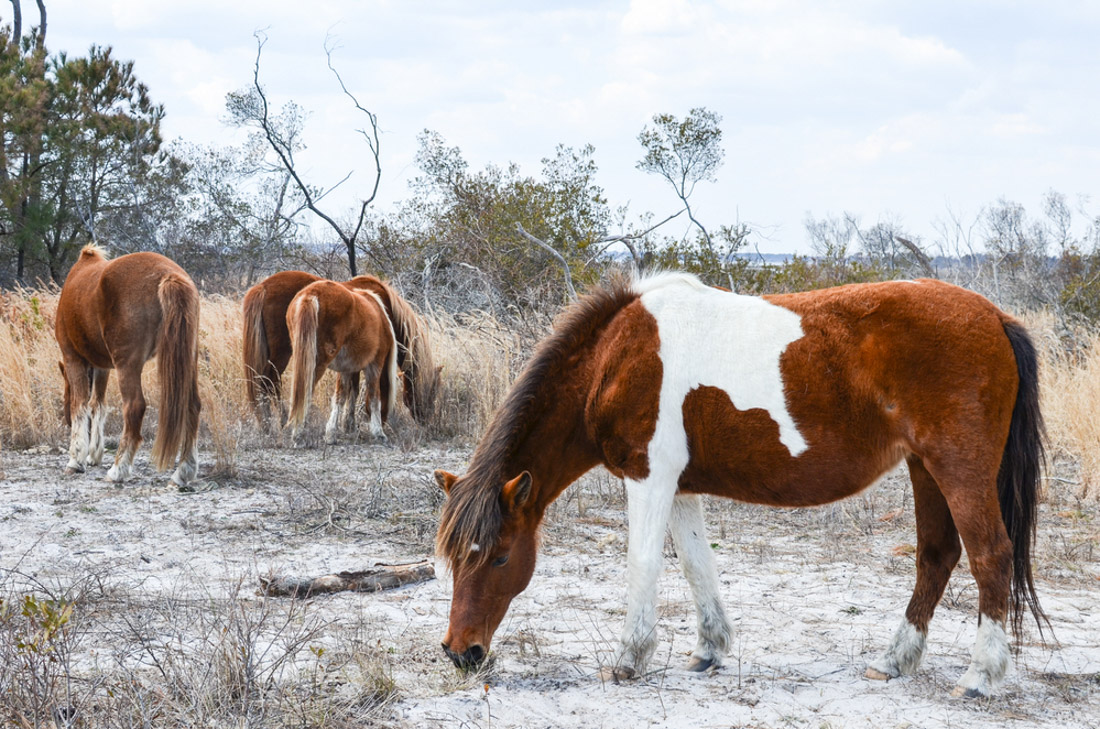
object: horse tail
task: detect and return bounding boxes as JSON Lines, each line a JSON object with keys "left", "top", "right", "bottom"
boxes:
{"left": 286, "top": 294, "right": 319, "bottom": 430}
{"left": 378, "top": 294, "right": 400, "bottom": 421}
{"left": 242, "top": 283, "right": 271, "bottom": 419}
{"left": 152, "top": 274, "right": 201, "bottom": 472}
{"left": 998, "top": 318, "right": 1049, "bottom": 641}
{"left": 385, "top": 284, "right": 437, "bottom": 423}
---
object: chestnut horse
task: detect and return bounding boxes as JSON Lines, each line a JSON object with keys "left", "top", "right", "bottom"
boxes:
{"left": 242, "top": 271, "right": 438, "bottom": 429}
{"left": 55, "top": 245, "right": 201, "bottom": 486}
{"left": 435, "top": 272, "right": 1046, "bottom": 698}
{"left": 284, "top": 280, "right": 399, "bottom": 444}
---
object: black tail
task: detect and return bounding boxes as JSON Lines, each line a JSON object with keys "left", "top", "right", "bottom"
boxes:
{"left": 998, "top": 319, "right": 1049, "bottom": 641}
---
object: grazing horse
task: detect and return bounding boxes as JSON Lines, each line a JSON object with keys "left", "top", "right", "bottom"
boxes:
{"left": 242, "top": 271, "right": 438, "bottom": 428}
{"left": 55, "top": 245, "right": 202, "bottom": 486}
{"left": 284, "top": 280, "right": 399, "bottom": 444}
{"left": 434, "top": 272, "right": 1046, "bottom": 698}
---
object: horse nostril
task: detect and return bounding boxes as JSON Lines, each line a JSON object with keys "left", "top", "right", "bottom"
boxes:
{"left": 467, "top": 644, "right": 486, "bottom": 665}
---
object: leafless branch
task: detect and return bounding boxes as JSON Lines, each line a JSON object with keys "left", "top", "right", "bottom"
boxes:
{"left": 515, "top": 223, "right": 577, "bottom": 300}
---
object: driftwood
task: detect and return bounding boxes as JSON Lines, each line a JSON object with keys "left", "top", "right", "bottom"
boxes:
{"left": 259, "top": 560, "right": 435, "bottom": 598}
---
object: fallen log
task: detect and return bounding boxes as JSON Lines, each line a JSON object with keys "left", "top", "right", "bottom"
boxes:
{"left": 259, "top": 560, "right": 435, "bottom": 598}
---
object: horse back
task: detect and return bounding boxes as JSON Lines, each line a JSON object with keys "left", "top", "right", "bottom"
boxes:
{"left": 587, "top": 278, "right": 1020, "bottom": 507}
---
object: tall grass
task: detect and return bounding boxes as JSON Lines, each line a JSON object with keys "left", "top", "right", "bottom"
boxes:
{"left": 2, "top": 285, "right": 1099, "bottom": 497}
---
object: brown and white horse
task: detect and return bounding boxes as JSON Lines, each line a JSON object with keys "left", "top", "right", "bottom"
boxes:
{"left": 435, "top": 271, "right": 1046, "bottom": 698}
{"left": 242, "top": 271, "right": 438, "bottom": 429}
{"left": 284, "top": 280, "right": 399, "bottom": 444}
{"left": 55, "top": 245, "right": 202, "bottom": 486}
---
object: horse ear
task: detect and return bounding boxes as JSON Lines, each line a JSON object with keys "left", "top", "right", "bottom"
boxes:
{"left": 501, "top": 471, "right": 533, "bottom": 512}
{"left": 434, "top": 469, "right": 458, "bottom": 494}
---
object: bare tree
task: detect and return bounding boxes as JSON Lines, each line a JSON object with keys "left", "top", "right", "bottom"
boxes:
{"left": 235, "top": 32, "right": 381, "bottom": 277}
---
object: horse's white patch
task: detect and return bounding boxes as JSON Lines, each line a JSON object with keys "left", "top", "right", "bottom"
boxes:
{"left": 636, "top": 273, "right": 807, "bottom": 459}
{"left": 954, "top": 613, "right": 1010, "bottom": 696}
{"left": 868, "top": 618, "right": 927, "bottom": 677}
{"left": 469, "top": 543, "right": 480, "bottom": 553}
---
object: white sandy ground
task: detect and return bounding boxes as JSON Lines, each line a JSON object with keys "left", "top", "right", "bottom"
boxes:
{"left": 1, "top": 442, "right": 1098, "bottom": 729}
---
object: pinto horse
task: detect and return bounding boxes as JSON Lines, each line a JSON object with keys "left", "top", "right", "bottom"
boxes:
{"left": 284, "top": 280, "right": 399, "bottom": 444}
{"left": 435, "top": 272, "right": 1046, "bottom": 698}
{"left": 55, "top": 245, "right": 202, "bottom": 486}
{"left": 242, "top": 271, "right": 438, "bottom": 429}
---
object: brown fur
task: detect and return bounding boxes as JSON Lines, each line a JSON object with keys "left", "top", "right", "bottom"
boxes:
{"left": 284, "top": 281, "right": 398, "bottom": 435}
{"left": 55, "top": 245, "right": 201, "bottom": 478}
{"left": 151, "top": 275, "right": 201, "bottom": 470}
{"left": 242, "top": 271, "right": 436, "bottom": 426}
{"left": 435, "top": 274, "right": 1046, "bottom": 668}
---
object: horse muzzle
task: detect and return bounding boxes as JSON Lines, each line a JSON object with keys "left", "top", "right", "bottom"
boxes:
{"left": 442, "top": 642, "right": 486, "bottom": 671}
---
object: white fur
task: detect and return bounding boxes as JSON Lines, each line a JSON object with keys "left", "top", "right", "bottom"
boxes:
{"left": 86, "top": 404, "right": 106, "bottom": 466}
{"left": 170, "top": 442, "right": 198, "bottom": 487}
{"left": 67, "top": 405, "right": 91, "bottom": 472}
{"left": 953, "top": 614, "right": 1010, "bottom": 696}
{"left": 669, "top": 494, "right": 731, "bottom": 668}
{"left": 612, "top": 273, "right": 807, "bottom": 675}
{"left": 636, "top": 274, "right": 807, "bottom": 457}
{"left": 106, "top": 447, "right": 134, "bottom": 483}
{"left": 324, "top": 390, "right": 342, "bottom": 444}
{"left": 868, "top": 619, "right": 927, "bottom": 677}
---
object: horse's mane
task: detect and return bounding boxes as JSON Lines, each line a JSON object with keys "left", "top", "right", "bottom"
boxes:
{"left": 384, "top": 283, "right": 437, "bottom": 413}
{"left": 436, "top": 271, "right": 638, "bottom": 569}
{"left": 346, "top": 275, "right": 438, "bottom": 418}
{"left": 79, "top": 243, "right": 108, "bottom": 261}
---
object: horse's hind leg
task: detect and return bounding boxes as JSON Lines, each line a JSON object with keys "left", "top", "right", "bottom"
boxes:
{"left": 107, "top": 364, "right": 146, "bottom": 483}
{"left": 941, "top": 474, "right": 1013, "bottom": 697}
{"left": 64, "top": 361, "right": 92, "bottom": 474}
{"left": 669, "top": 493, "right": 732, "bottom": 672}
{"left": 325, "top": 374, "right": 348, "bottom": 444}
{"left": 917, "top": 455, "right": 1013, "bottom": 697}
{"left": 342, "top": 372, "right": 360, "bottom": 434}
{"left": 362, "top": 364, "right": 385, "bottom": 440}
{"left": 86, "top": 368, "right": 110, "bottom": 467}
{"left": 867, "top": 455, "right": 961, "bottom": 681}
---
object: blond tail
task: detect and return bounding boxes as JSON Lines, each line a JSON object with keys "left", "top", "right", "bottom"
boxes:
{"left": 286, "top": 295, "right": 319, "bottom": 429}
{"left": 242, "top": 284, "right": 273, "bottom": 421}
{"left": 152, "top": 275, "right": 201, "bottom": 471}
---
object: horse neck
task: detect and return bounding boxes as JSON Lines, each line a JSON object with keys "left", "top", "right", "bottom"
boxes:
{"left": 468, "top": 350, "right": 603, "bottom": 518}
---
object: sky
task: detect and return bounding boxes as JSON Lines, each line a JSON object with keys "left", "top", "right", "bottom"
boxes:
{"left": 22, "top": 0, "right": 1100, "bottom": 254}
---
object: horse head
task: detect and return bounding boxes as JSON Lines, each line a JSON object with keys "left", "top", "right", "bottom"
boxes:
{"left": 434, "top": 468, "right": 539, "bottom": 670}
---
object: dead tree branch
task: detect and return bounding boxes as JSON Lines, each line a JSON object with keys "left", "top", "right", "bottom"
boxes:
{"left": 515, "top": 223, "right": 577, "bottom": 300}
{"left": 259, "top": 560, "right": 435, "bottom": 598}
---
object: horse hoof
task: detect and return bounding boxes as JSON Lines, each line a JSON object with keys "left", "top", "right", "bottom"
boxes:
{"left": 950, "top": 685, "right": 986, "bottom": 699}
{"left": 64, "top": 466, "right": 83, "bottom": 476}
{"left": 687, "top": 656, "right": 717, "bottom": 672}
{"left": 865, "top": 667, "right": 893, "bottom": 681}
{"left": 597, "top": 665, "right": 636, "bottom": 683}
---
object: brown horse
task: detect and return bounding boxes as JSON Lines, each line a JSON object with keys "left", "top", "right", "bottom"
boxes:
{"left": 242, "top": 271, "right": 438, "bottom": 429}
{"left": 55, "top": 245, "right": 202, "bottom": 486}
{"left": 435, "top": 272, "right": 1046, "bottom": 698}
{"left": 284, "top": 280, "right": 399, "bottom": 444}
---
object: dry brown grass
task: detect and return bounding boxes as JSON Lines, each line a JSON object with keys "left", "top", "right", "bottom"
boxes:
{"left": 0, "top": 286, "right": 536, "bottom": 472}
{"left": 1029, "top": 311, "right": 1100, "bottom": 499}
{"left": 3, "top": 284, "right": 1100, "bottom": 501}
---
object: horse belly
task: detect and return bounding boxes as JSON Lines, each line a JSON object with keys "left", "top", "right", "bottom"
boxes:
{"left": 677, "top": 384, "right": 903, "bottom": 506}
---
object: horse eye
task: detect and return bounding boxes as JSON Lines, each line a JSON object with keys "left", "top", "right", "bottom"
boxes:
{"left": 492, "top": 554, "right": 509, "bottom": 567}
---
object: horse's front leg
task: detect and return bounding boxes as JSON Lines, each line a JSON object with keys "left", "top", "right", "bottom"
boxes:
{"left": 86, "top": 367, "right": 109, "bottom": 467}
{"left": 64, "top": 362, "right": 92, "bottom": 474}
{"left": 324, "top": 375, "right": 349, "bottom": 445}
{"left": 607, "top": 474, "right": 678, "bottom": 680}
{"left": 669, "top": 493, "right": 732, "bottom": 672}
